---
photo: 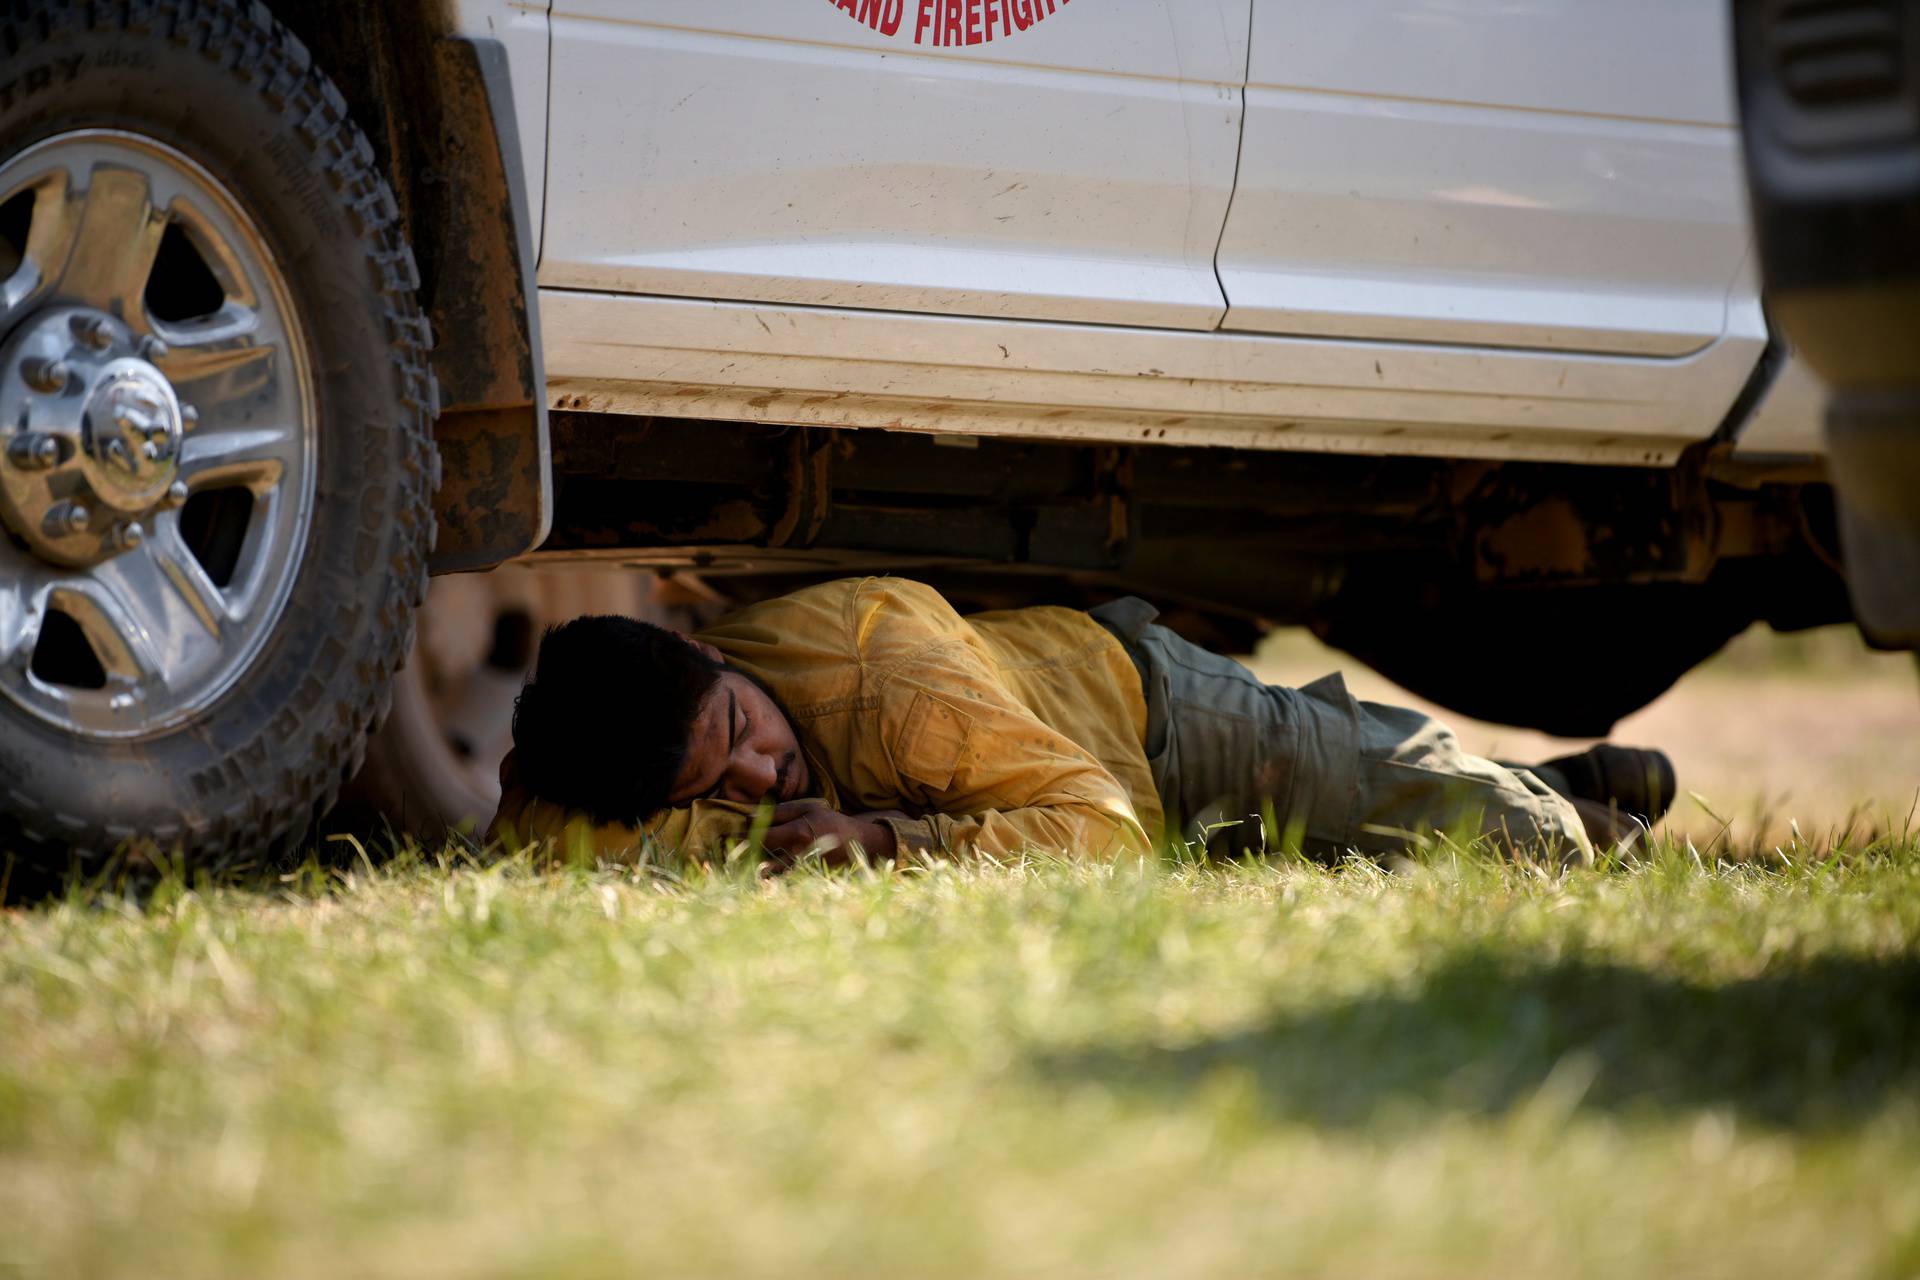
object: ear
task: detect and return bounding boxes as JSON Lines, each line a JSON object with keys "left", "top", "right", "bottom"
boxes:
{"left": 679, "top": 633, "right": 727, "bottom": 665}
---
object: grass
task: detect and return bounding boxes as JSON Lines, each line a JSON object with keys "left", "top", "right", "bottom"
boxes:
{"left": 4, "top": 836, "right": 1920, "bottom": 1279}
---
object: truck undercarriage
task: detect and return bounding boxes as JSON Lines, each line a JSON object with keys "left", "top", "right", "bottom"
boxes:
{"left": 528, "top": 411, "right": 1850, "bottom": 737}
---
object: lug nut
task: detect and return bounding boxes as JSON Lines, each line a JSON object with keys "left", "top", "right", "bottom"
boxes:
{"left": 160, "top": 479, "right": 189, "bottom": 509}
{"left": 23, "top": 356, "right": 71, "bottom": 393}
{"left": 179, "top": 404, "right": 199, "bottom": 432}
{"left": 138, "top": 335, "right": 169, "bottom": 362}
{"left": 44, "top": 501, "right": 89, "bottom": 537}
{"left": 5, "top": 433, "right": 58, "bottom": 470}
{"left": 111, "top": 521, "right": 146, "bottom": 551}
{"left": 73, "top": 314, "right": 115, "bottom": 350}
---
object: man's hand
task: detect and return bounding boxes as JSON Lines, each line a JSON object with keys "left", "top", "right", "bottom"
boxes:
{"left": 761, "top": 802, "right": 907, "bottom": 868}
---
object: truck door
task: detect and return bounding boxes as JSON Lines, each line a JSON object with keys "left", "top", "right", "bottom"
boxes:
{"left": 1216, "top": 0, "right": 1757, "bottom": 357}
{"left": 540, "top": 0, "right": 1249, "bottom": 331}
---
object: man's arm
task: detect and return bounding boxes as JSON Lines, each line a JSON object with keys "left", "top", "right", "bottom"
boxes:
{"left": 859, "top": 613, "right": 1153, "bottom": 862}
{"left": 759, "top": 803, "right": 909, "bottom": 865}
{"left": 491, "top": 752, "right": 834, "bottom": 862}
{"left": 694, "top": 576, "right": 1150, "bottom": 863}
{"left": 878, "top": 798, "right": 1147, "bottom": 863}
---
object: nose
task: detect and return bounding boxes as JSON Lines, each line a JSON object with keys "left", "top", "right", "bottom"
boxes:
{"left": 731, "top": 752, "right": 779, "bottom": 802}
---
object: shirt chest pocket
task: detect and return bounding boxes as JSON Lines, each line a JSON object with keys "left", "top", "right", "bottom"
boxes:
{"left": 889, "top": 690, "right": 976, "bottom": 794}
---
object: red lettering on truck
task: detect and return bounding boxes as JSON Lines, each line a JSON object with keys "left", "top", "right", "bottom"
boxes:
{"left": 831, "top": 0, "right": 1072, "bottom": 44}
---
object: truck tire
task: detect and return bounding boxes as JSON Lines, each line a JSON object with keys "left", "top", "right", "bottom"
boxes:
{"left": 0, "top": 0, "right": 437, "bottom": 868}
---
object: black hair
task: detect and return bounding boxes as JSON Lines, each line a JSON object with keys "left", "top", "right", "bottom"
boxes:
{"left": 510, "top": 615, "right": 725, "bottom": 825}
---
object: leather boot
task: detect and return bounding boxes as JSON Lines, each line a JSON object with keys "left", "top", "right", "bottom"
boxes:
{"left": 1534, "top": 745, "right": 1678, "bottom": 824}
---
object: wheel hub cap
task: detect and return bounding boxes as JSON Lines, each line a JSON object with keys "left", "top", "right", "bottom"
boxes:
{"left": 0, "top": 305, "right": 193, "bottom": 567}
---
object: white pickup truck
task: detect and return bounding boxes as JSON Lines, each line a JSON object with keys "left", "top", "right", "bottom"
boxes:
{"left": 0, "top": 0, "right": 1858, "bottom": 861}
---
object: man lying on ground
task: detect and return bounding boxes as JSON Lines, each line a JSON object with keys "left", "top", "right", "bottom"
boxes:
{"left": 489, "top": 576, "right": 1675, "bottom": 867}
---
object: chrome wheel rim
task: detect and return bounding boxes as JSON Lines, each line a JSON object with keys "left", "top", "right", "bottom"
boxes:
{"left": 0, "top": 131, "right": 316, "bottom": 740}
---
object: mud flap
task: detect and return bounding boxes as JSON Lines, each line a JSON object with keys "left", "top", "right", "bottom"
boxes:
{"left": 418, "top": 37, "right": 553, "bottom": 572}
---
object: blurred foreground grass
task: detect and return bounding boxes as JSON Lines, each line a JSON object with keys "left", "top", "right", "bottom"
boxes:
{"left": 5, "top": 840, "right": 1919, "bottom": 1278}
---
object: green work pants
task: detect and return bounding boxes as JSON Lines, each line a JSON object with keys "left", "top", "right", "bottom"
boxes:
{"left": 1089, "top": 598, "right": 1591, "bottom": 863}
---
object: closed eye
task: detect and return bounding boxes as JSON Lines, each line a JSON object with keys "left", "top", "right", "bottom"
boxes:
{"left": 698, "top": 689, "right": 741, "bottom": 802}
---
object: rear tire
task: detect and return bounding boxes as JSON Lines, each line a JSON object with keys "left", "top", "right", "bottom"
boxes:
{"left": 339, "top": 570, "right": 716, "bottom": 842}
{"left": 0, "top": 0, "right": 437, "bottom": 869}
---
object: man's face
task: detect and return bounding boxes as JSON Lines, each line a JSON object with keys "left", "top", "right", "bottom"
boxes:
{"left": 666, "top": 663, "right": 812, "bottom": 808}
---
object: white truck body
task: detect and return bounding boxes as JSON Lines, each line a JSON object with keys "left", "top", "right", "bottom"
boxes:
{"left": 449, "top": 0, "right": 1824, "bottom": 466}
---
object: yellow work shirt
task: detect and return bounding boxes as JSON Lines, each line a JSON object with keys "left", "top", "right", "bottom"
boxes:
{"left": 489, "top": 577, "right": 1162, "bottom": 862}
